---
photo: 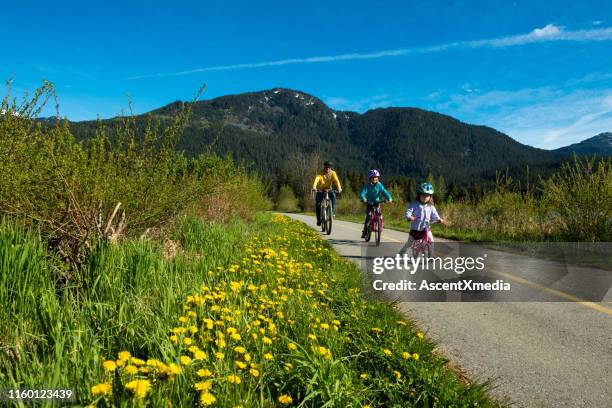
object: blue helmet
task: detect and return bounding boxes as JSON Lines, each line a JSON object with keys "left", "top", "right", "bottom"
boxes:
{"left": 368, "top": 169, "right": 381, "bottom": 179}
{"left": 417, "top": 182, "right": 434, "bottom": 195}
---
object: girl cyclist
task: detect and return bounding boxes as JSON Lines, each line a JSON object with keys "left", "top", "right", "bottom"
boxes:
{"left": 360, "top": 169, "right": 393, "bottom": 238}
{"left": 404, "top": 182, "right": 445, "bottom": 242}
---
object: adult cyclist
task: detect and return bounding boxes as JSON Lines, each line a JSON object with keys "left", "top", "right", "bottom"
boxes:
{"left": 311, "top": 161, "right": 342, "bottom": 226}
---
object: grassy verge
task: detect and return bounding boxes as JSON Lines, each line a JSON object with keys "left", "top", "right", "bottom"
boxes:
{"left": 1, "top": 213, "right": 500, "bottom": 407}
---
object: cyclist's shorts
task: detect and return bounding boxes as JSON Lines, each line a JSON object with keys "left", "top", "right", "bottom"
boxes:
{"left": 409, "top": 229, "right": 426, "bottom": 240}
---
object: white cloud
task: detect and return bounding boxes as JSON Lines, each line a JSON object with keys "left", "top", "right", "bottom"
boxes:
{"left": 438, "top": 86, "right": 612, "bottom": 148}
{"left": 127, "top": 24, "right": 612, "bottom": 80}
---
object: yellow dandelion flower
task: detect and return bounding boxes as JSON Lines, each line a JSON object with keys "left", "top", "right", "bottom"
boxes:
{"left": 360, "top": 373, "right": 368, "bottom": 379}
{"left": 194, "top": 350, "right": 207, "bottom": 361}
{"left": 227, "top": 374, "right": 241, "bottom": 384}
{"left": 278, "top": 394, "right": 293, "bottom": 404}
{"left": 262, "top": 337, "right": 272, "bottom": 345}
{"left": 200, "top": 392, "right": 217, "bottom": 406}
{"left": 249, "top": 368, "right": 260, "bottom": 377}
{"left": 91, "top": 382, "right": 112, "bottom": 396}
{"left": 131, "top": 358, "right": 145, "bottom": 366}
{"left": 184, "top": 337, "right": 193, "bottom": 346}
{"left": 394, "top": 370, "right": 402, "bottom": 380}
{"left": 169, "top": 335, "right": 179, "bottom": 344}
{"left": 195, "top": 380, "right": 213, "bottom": 391}
{"left": 412, "top": 353, "right": 420, "bottom": 361}
{"left": 396, "top": 320, "right": 407, "bottom": 326}
{"left": 402, "top": 352, "right": 411, "bottom": 360}
{"left": 371, "top": 327, "right": 383, "bottom": 333}
{"left": 118, "top": 351, "right": 131, "bottom": 361}
{"left": 215, "top": 352, "right": 224, "bottom": 360}
{"left": 180, "top": 355, "right": 192, "bottom": 365}
{"left": 178, "top": 316, "right": 188, "bottom": 323}
{"left": 168, "top": 363, "right": 182, "bottom": 376}
{"left": 264, "top": 353, "right": 273, "bottom": 360}
{"left": 197, "top": 368, "right": 213, "bottom": 378}
{"left": 230, "top": 333, "right": 241, "bottom": 341}
{"left": 383, "top": 349, "right": 392, "bottom": 356}
{"left": 234, "top": 346, "right": 246, "bottom": 354}
{"left": 125, "top": 379, "right": 151, "bottom": 399}
{"left": 244, "top": 354, "right": 252, "bottom": 362}
{"left": 320, "top": 323, "right": 329, "bottom": 330}
{"left": 417, "top": 332, "right": 424, "bottom": 339}
{"left": 235, "top": 361, "right": 247, "bottom": 369}
{"left": 124, "top": 365, "right": 138, "bottom": 375}
{"left": 102, "top": 360, "right": 117, "bottom": 372}
{"left": 287, "top": 343, "right": 297, "bottom": 351}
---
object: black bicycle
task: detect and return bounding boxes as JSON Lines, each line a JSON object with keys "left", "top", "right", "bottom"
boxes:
{"left": 317, "top": 189, "right": 338, "bottom": 235}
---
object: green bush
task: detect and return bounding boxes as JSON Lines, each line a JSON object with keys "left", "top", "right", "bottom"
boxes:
{"left": 276, "top": 185, "right": 300, "bottom": 212}
{"left": 0, "top": 82, "right": 268, "bottom": 265}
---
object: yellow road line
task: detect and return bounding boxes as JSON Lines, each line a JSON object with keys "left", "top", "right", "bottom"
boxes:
{"left": 491, "top": 270, "right": 612, "bottom": 315}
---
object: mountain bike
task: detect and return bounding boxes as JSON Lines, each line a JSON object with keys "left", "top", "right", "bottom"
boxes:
{"left": 317, "top": 189, "right": 338, "bottom": 235}
{"left": 363, "top": 200, "right": 386, "bottom": 246}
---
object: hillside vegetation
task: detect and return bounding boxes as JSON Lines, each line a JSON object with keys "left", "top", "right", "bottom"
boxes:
{"left": 66, "top": 88, "right": 574, "bottom": 193}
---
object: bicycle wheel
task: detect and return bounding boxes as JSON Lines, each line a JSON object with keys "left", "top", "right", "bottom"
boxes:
{"left": 375, "top": 216, "right": 382, "bottom": 246}
{"left": 325, "top": 205, "right": 332, "bottom": 235}
{"left": 320, "top": 203, "right": 326, "bottom": 232}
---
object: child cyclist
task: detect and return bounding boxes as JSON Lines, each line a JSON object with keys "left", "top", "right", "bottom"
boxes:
{"left": 360, "top": 169, "right": 393, "bottom": 238}
{"left": 404, "top": 182, "right": 445, "bottom": 242}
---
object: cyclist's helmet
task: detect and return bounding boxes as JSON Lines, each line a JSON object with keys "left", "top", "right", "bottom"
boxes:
{"left": 417, "top": 182, "right": 434, "bottom": 195}
{"left": 324, "top": 161, "right": 334, "bottom": 168}
{"left": 368, "top": 169, "right": 381, "bottom": 179}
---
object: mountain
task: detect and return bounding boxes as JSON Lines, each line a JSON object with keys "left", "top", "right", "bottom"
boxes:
{"left": 554, "top": 132, "right": 612, "bottom": 156}
{"left": 66, "top": 88, "right": 582, "bottom": 186}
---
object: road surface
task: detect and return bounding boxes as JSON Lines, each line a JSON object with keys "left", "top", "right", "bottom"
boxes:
{"left": 285, "top": 213, "right": 612, "bottom": 408}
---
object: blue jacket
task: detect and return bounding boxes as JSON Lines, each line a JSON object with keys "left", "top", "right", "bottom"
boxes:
{"left": 360, "top": 182, "right": 392, "bottom": 203}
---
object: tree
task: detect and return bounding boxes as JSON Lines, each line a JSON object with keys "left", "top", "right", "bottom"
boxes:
{"left": 435, "top": 175, "right": 447, "bottom": 203}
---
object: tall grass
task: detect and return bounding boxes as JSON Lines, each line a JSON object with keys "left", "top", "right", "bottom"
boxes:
{"left": 0, "top": 216, "right": 254, "bottom": 404}
{"left": 0, "top": 214, "right": 500, "bottom": 407}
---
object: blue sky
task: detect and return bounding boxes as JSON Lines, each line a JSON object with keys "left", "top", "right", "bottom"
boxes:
{"left": 2, "top": 0, "right": 612, "bottom": 149}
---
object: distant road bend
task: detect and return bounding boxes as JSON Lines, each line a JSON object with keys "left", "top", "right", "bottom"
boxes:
{"left": 285, "top": 213, "right": 612, "bottom": 408}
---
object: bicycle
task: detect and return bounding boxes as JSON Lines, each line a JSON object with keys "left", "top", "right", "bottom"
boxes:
{"left": 316, "top": 189, "right": 338, "bottom": 235}
{"left": 363, "top": 200, "right": 386, "bottom": 246}
{"left": 406, "top": 219, "right": 440, "bottom": 257}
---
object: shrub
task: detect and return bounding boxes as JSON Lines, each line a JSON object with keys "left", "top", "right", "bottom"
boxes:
{"left": 276, "top": 185, "right": 300, "bottom": 212}
{"left": 0, "top": 82, "right": 268, "bottom": 266}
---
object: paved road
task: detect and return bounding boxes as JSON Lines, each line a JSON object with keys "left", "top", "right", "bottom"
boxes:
{"left": 285, "top": 213, "right": 612, "bottom": 408}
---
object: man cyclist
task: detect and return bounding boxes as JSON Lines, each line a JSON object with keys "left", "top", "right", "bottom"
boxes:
{"left": 311, "top": 161, "right": 342, "bottom": 226}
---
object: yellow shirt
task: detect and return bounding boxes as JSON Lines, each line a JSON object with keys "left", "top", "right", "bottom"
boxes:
{"left": 312, "top": 170, "right": 342, "bottom": 191}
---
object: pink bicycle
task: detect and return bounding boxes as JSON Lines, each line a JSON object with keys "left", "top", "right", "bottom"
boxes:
{"left": 364, "top": 200, "right": 386, "bottom": 246}
{"left": 408, "top": 219, "right": 440, "bottom": 257}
